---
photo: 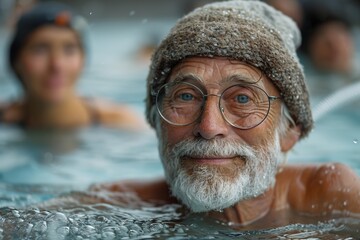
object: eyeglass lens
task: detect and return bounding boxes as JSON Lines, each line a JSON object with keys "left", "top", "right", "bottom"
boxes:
{"left": 156, "top": 82, "right": 271, "bottom": 129}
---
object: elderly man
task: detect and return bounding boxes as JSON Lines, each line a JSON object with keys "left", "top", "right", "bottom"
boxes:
{"left": 97, "top": 0, "right": 360, "bottom": 226}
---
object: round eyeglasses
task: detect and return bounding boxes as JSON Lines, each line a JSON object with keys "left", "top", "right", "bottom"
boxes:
{"left": 153, "top": 81, "right": 281, "bottom": 130}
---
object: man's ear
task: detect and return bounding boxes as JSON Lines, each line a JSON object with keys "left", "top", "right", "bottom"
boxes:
{"left": 280, "top": 125, "right": 301, "bottom": 152}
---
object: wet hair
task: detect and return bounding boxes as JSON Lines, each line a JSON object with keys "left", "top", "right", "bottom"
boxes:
{"left": 8, "top": 1, "right": 87, "bottom": 86}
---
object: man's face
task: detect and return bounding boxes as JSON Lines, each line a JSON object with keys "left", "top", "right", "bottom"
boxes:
{"left": 155, "top": 57, "right": 286, "bottom": 212}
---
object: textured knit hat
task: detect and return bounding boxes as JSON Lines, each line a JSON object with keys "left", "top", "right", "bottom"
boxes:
{"left": 8, "top": 1, "right": 88, "bottom": 83}
{"left": 146, "top": 0, "right": 313, "bottom": 138}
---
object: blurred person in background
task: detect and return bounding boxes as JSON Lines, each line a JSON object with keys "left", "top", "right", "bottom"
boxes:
{"left": 265, "top": 0, "right": 360, "bottom": 97}
{"left": 265, "top": 0, "right": 359, "bottom": 76}
{"left": 264, "top": 0, "right": 303, "bottom": 28}
{"left": 300, "top": 2, "right": 356, "bottom": 75}
{"left": 0, "top": 1, "right": 145, "bottom": 130}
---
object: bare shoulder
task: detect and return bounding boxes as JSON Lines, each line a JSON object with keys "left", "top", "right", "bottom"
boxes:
{"left": 277, "top": 163, "right": 360, "bottom": 214}
{"left": 305, "top": 163, "right": 360, "bottom": 213}
{"left": 85, "top": 98, "right": 148, "bottom": 130}
{"left": 0, "top": 101, "right": 24, "bottom": 123}
{"left": 273, "top": 165, "right": 314, "bottom": 210}
{"left": 90, "top": 178, "right": 176, "bottom": 204}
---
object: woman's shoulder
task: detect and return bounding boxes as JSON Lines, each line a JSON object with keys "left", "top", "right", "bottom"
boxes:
{"left": 0, "top": 100, "right": 24, "bottom": 124}
{"left": 82, "top": 97, "right": 148, "bottom": 130}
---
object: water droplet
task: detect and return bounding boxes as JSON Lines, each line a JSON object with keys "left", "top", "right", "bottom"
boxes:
{"left": 46, "top": 212, "right": 68, "bottom": 224}
{"left": 25, "top": 223, "right": 33, "bottom": 234}
{"left": 353, "top": 139, "right": 358, "bottom": 144}
{"left": 228, "top": 221, "right": 236, "bottom": 226}
{"left": 12, "top": 210, "right": 20, "bottom": 218}
{"left": 33, "top": 221, "right": 47, "bottom": 233}
{"left": 56, "top": 226, "right": 70, "bottom": 235}
{"left": 141, "top": 19, "right": 148, "bottom": 24}
{"left": 81, "top": 225, "right": 96, "bottom": 235}
{"left": 129, "top": 11, "right": 135, "bottom": 16}
{"left": 343, "top": 201, "right": 348, "bottom": 206}
{"left": 102, "top": 231, "right": 115, "bottom": 239}
{"left": 149, "top": 223, "right": 164, "bottom": 232}
{"left": 129, "top": 229, "right": 139, "bottom": 237}
{"left": 176, "top": 227, "right": 185, "bottom": 233}
{"left": 89, "top": 12, "right": 93, "bottom": 15}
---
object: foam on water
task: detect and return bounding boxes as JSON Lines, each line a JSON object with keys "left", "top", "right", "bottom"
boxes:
{"left": 1, "top": 203, "right": 360, "bottom": 239}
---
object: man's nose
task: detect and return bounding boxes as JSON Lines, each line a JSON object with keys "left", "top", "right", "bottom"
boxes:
{"left": 193, "top": 95, "right": 229, "bottom": 139}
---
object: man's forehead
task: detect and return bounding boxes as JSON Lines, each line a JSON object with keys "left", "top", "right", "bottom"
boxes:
{"left": 171, "top": 57, "right": 260, "bottom": 75}
{"left": 168, "top": 57, "right": 276, "bottom": 89}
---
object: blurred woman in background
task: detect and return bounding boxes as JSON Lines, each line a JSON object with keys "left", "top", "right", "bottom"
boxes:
{"left": 264, "top": 0, "right": 360, "bottom": 98}
{"left": 265, "top": 0, "right": 359, "bottom": 75}
{"left": 0, "top": 1, "right": 145, "bottom": 130}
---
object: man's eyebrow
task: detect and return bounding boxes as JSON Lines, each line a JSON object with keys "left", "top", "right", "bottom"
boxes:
{"left": 169, "top": 73, "right": 203, "bottom": 83}
{"left": 222, "top": 74, "right": 261, "bottom": 84}
{"left": 169, "top": 73, "right": 262, "bottom": 85}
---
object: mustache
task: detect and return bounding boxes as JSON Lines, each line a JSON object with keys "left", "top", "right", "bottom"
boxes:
{"left": 170, "top": 138, "right": 257, "bottom": 160}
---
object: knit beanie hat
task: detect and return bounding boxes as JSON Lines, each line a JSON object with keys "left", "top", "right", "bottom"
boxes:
{"left": 146, "top": 0, "right": 313, "bottom": 138}
{"left": 8, "top": 1, "right": 88, "bottom": 83}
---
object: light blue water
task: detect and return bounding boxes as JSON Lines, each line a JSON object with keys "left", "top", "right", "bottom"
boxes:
{"left": 0, "top": 21, "right": 360, "bottom": 239}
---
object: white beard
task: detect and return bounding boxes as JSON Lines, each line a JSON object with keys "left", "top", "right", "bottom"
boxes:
{"left": 159, "top": 132, "right": 283, "bottom": 212}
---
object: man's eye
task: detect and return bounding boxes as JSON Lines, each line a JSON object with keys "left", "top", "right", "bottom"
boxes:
{"left": 179, "top": 93, "right": 194, "bottom": 101}
{"left": 236, "top": 95, "right": 249, "bottom": 103}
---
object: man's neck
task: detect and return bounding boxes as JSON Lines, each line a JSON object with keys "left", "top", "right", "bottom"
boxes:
{"left": 206, "top": 188, "right": 274, "bottom": 225}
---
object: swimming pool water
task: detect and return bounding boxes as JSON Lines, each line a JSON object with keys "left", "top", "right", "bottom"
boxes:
{"left": 0, "top": 21, "right": 360, "bottom": 239}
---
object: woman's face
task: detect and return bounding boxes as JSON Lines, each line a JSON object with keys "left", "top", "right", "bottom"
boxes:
{"left": 16, "top": 25, "right": 84, "bottom": 104}
{"left": 308, "top": 22, "right": 354, "bottom": 73}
